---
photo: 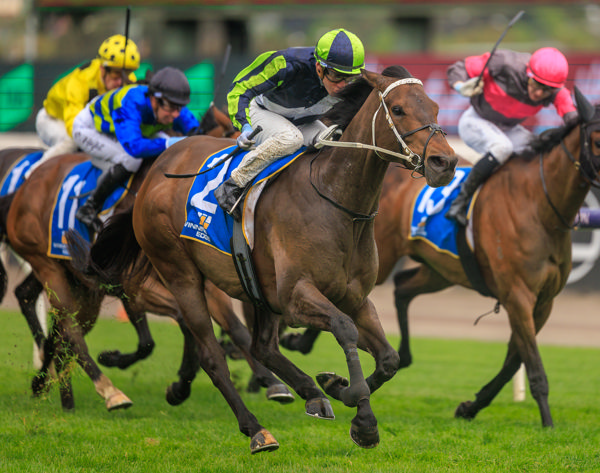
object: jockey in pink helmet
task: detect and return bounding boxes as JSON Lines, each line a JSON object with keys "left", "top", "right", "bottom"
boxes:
{"left": 445, "top": 47, "right": 577, "bottom": 226}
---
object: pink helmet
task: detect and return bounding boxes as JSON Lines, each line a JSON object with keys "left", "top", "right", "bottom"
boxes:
{"left": 526, "top": 47, "right": 569, "bottom": 88}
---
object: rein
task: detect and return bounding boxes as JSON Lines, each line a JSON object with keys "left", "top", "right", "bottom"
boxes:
{"left": 540, "top": 118, "right": 600, "bottom": 230}
{"left": 317, "top": 78, "right": 446, "bottom": 177}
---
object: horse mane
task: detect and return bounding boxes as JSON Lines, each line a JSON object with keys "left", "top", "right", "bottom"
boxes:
{"left": 522, "top": 104, "right": 600, "bottom": 160}
{"left": 322, "top": 65, "right": 413, "bottom": 129}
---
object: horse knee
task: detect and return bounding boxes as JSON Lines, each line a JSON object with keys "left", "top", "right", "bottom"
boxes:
{"left": 380, "top": 350, "right": 401, "bottom": 380}
{"left": 137, "top": 340, "right": 155, "bottom": 359}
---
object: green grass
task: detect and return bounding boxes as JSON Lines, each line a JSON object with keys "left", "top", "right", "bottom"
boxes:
{"left": 0, "top": 308, "right": 599, "bottom": 472}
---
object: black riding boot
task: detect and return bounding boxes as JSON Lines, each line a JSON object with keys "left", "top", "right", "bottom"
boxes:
{"left": 214, "top": 177, "right": 244, "bottom": 221}
{"left": 76, "top": 164, "right": 131, "bottom": 234}
{"left": 446, "top": 153, "right": 500, "bottom": 226}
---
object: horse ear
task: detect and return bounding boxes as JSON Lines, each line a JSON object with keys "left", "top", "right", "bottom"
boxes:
{"left": 574, "top": 86, "right": 595, "bottom": 123}
{"left": 361, "top": 69, "right": 385, "bottom": 90}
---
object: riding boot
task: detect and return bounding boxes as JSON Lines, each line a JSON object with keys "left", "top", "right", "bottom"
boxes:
{"left": 446, "top": 152, "right": 500, "bottom": 226}
{"left": 214, "top": 177, "right": 244, "bottom": 221}
{"left": 76, "top": 164, "right": 131, "bottom": 234}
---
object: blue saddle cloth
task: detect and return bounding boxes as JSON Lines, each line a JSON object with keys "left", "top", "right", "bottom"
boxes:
{"left": 49, "top": 162, "right": 131, "bottom": 259}
{"left": 181, "top": 145, "right": 306, "bottom": 255}
{"left": 0, "top": 151, "right": 43, "bottom": 196}
{"left": 409, "top": 167, "right": 472, "bottom": 257}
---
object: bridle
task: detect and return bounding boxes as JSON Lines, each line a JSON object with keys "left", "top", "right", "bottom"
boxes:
{"left": 317, "top": 77, "right": 447, "bottom": 177}
{"left": 311, "top": 77, "right": 447, "bottom": 222}
{"left": 540, "top": 116, "right": 600, "bottom": 230}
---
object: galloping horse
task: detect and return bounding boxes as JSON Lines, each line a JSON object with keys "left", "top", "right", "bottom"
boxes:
{"left": 87, "top": 67, "right": 457, "bottom": 453}
{"left": 0, "top": 148, "right": 292, "bottom": 411}
{"left": 383, "top": 89, "right": 599, "bottom": 428}
{"left": 280, "top": 89, "right": 599, "bottom": 429}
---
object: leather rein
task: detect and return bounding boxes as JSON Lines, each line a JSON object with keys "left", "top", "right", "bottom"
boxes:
{"left": 311, "top": 77, "right": 447, "bottom": 222}
{"left": 540, "top": 118, "right": 600, "bottom": 230}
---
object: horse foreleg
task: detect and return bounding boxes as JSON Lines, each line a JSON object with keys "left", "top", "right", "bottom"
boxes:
{"left": 97, "top": 302, "right": 155, "bottom": 369}
{"left": 454, "top": 336, "right": 522, "bottom": 420}
{"left": 15, "top": 272, "right": 45, "bottom": 349}
{"left": 279, "top": 328, "right": 321, "bottom": 354}
{"left": 392, "top": 264, "right": 452, "bottom": 368}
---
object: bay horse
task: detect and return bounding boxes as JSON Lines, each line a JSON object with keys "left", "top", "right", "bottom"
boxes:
{"left": 278, "top": 89, "right": 599, "bottom": 429}
{"left": 0, "top": 148, "right": 292, "bottom": 411}
{"left": 86, "top": 67, "right": 458, "bottom": 453}
{"left": 380, "top": 88, "right": 600, "bottom": 428}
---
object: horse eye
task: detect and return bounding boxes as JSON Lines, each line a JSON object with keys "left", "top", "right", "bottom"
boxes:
{"left": 391, "top": 105, "right": 404, "bottom": 116}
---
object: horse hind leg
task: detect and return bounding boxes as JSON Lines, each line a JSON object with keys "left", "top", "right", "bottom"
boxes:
{"left": 393, "top": 264, "right": 452, "bottom": 368}
{"left": 97, "top": 303, "right": 155, "bottom": 369}
{"left": 166, "top": 317, "right": 201, "bottom": 406}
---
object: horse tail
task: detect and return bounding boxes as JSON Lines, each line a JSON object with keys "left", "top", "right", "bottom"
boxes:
{"left": 68, "top": 207, "right": 148, "bottom": 288}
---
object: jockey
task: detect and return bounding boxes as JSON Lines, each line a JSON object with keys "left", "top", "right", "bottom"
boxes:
{"left": 446, "top": 47, "right": 578, "bottom": 226}
{"left": 214, "top": 27, "right": 365, "bottom": 220}
{"left": 31, "top": 35, "right": 141, "bottom": 176}
{"left": 72, "top": 66, "right": 200, "bottom": 234}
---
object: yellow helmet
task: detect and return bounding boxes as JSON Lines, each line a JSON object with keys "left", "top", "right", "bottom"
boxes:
{"left": 98, "top": 34, "right": 140, "bottom": 71}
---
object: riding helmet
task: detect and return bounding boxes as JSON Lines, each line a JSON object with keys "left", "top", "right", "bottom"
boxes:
{"left": 98, "top": 34, "right": 140, "bottom": 71}
{"left": 314, "top": 28, "right": 365, "bottom": 75}
{"left": 149, "top": 67, "right": 191, "bottom": 106}
{"left": 526, "top": 47, "right": 569, "bottom": 88}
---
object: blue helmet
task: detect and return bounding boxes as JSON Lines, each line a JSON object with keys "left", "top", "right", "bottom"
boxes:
{"left": 314, "top": 28, "right": 365, "bottom": 75}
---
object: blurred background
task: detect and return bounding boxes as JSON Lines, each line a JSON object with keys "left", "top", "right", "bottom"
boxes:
{"left": 1, "top": 0, "right": 600, "bottom": 290}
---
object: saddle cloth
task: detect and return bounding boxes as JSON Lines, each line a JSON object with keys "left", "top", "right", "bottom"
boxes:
{"left": 181, "top": 145, "right": 307, "bottom": 255}
{"left": 0, "top": 151, "right": 43, "bottom": 196}
{"left": 409, "top": 166, "right": 476, "bottom": 257}
{"left": 48, "top": 161, "right": 132, "bottom": 259}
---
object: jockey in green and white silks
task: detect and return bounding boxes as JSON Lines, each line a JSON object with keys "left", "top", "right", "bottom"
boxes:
{"left": 214, "top": 28, "right": 365, "bottom": 220}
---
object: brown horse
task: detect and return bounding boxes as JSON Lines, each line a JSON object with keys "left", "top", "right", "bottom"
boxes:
{"left": 380, "top": 89, "right": 600, "bottom": 428}
{"left": 279, "top": 89, "right": 600, "bottom": 429}
{"left": 0, "top": 149, "right": 292, "bottom": 411}
{"left": 86, "top": 67, "right": 457, "bottom": 453}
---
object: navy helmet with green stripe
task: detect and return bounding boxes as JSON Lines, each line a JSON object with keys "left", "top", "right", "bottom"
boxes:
{"left": 314, "top": 28, "right": 365, "bottom": 75}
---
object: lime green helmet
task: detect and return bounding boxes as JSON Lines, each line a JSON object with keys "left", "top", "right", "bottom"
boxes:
{"left": 314, "top": 28, "right": 365, "bottom": 75}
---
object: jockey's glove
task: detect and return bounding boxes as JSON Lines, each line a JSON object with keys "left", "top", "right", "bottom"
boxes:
{"left": 454, "top": 77, "right": 484, "bottom": 97}
{"left": 236, "top": 124, "right": 256, "bottom": 150}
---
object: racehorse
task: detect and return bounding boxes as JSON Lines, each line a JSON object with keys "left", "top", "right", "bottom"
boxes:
{"left": 0, "top": 149, "right": 293, "bottom": 411}
{"left": 382, "top": 89, "right": 600, "bottom": 428}
{"left": 278, "top": 89, "right": 599, "bottom": 429}
{"left": 85, "top": 67, "right": 458, "bottom": 453}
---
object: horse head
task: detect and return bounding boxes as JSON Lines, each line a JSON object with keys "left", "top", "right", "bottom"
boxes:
{"left": 360, "top": 69, "right": 458, "bottom": 187}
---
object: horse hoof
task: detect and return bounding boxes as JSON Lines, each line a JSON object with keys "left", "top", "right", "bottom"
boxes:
{"left": 31, "top": 374, "right": 49, "bottom": 397}
{"left": 316, "top": 372, "right": 349, "bottom": 401}
{"left": 350, "top": 423, "right": 379, "bottom": 449}
{"left": 454, "top": 401, "right": 476, "bottom": 420}
{"left": 106, "top": 391, "right": 133, "bottom": 411}
{"left": 305, "top": 397, "right": 335, "bottom": 419}
{"left": 166, "top": 382, "right": 191, "bottom": 406}
{"left": 250, "top": 428, "right": 279, "bottom": 454}
{"left": 266, "top": 384, "right": 295, "bottom": 404}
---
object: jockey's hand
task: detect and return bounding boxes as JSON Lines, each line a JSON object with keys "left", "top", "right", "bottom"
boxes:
{"left": 454, "top": 77, "right": 484, "bottom": 97}
{"left": 166, "top": 136, "right": 186, "bottom": 148}
{"left": 236, "top": 124, "right": 256, "bottom": 150}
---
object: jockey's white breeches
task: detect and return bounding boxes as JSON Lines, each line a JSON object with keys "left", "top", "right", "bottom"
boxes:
{"left": 458, "top": 106, "right": 533, "bottom": 164}
{"left": 34, "top": 108, "right": 78, "bottom": 163}
{"left": 72, "top": 105, "right": 142, "bottom": 173}
{"left": 230, "top": 100, "right": 327, "bottom": 187}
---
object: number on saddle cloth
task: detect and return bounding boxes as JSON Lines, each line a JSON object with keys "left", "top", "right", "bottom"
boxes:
{"left": 181, "top": 146, "right": 307, "bottom": 254}
{"left": 0, "top": 151, "right": 43, "bottom": 196}
{"left": 48, "top": 162, "right": 131, "bottom": 258}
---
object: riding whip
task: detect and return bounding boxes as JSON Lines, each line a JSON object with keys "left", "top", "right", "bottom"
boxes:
{"left": 210, "top": 43, "right": 232, "bottom": 109}
{"left": 164, "top": 126, "right": 262, "bottom": 178}
{"left": 475, "top": 10, "right": 525, "bottom": 87}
